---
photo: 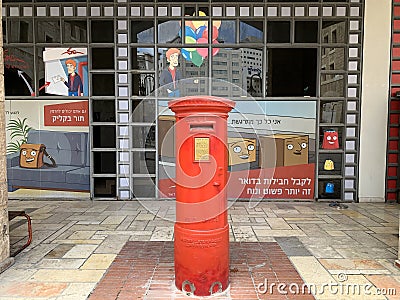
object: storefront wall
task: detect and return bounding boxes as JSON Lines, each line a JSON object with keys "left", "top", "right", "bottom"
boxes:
{"left": 360, "top": 0, "right": 391, "bottom": 203}
{"left": 2, "top": 0, "right": 378, "bottom": 202}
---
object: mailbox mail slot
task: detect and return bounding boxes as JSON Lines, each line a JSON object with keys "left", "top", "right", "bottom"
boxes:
{"left": 169, "top": 96, "right": 235, "bottom": 296}
{"left": 190, "top": 123, "right": 214, "bottom": 131}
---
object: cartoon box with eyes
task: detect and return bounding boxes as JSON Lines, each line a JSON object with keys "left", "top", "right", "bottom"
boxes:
{"left": 228, "top": 138, "right": 256, "bottom": 166}
{"left": 259, "top": 134, "right": 309, "bottom": 168}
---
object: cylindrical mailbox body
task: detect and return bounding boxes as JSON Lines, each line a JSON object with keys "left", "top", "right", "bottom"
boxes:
{"left": 168, "top": 96, "right": 235, "bottom": 296}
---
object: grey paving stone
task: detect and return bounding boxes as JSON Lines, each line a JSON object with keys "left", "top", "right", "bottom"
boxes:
{"left": 275, "top": 237, "right": 312, "bottom": 256}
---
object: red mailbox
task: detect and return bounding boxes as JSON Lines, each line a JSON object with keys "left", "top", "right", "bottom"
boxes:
{"left": 168, "top": 96, "right": 235, "bottom": 296}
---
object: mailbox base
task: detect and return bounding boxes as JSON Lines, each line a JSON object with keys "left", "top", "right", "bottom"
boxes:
{"left": 174, "top": 224, "right": 229, "bottom": 296}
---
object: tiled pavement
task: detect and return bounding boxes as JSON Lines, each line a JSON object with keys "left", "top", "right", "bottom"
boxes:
{"left": 0, "top": 200, "right": 399, "bottom": 299}
{"left": 88, "top": 241, "right": 315, "bottom": 300}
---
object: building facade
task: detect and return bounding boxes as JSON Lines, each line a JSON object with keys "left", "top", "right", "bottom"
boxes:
{"left": 1, "top": 0, "right": 393, "bottom": 203}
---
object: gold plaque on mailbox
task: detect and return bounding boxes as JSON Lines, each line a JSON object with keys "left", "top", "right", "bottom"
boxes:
{"left": 194, "top": 137, "right": 209, "bottom": 161}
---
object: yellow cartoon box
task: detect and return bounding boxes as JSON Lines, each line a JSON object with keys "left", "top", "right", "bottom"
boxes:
{"left": 259, "top": 134, "right": 309, "bottom": 168}
{"left": 228, "top": 138, "right": 256, "bottom": 166}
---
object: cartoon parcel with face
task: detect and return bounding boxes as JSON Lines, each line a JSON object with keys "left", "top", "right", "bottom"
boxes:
{"left": 259, "top": 134, "right": 309, "bottom": 168}
{"left": 19, "top": 144, "right": 44, "bottom": 169}
{"left": 228, "top": 138, "right": 256, "bottom": 166}
{"left": 322, "top": 129, "right": 339, "bottom": 150}
{"left": 19, "top": 144, "right": 56, "bottom": 169}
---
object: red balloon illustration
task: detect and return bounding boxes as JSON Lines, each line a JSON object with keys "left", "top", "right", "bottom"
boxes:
{"left": 197, "top": 37, "right": 208, "bottom": 58}
{"left": 203, "top": 26, "right": 219, "bottom": 42}
{"left": 181, "top": 12, "right": 221, "bottom": 66}
{"left": 212, "top": 40, "right": 220, "bottom": 56}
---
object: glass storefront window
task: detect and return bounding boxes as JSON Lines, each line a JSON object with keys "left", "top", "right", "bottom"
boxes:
{"left": 295, "top": 21, "right": 318, "bottom": 43}
{"left": 91, "top": 20, "right": 114, "bottom": 43}
{"left": 63, "top": 20, "right": 87, "bottom": 44}
{"left": 93, "top": 126, "right": 116, "bottom": 148}
{"left": 36, "top": 21, "right": 61, "bottom": 43}
{"left": 92, "top": 74, "right": 115, "bottom": 96}
{"left": 132, "top": 125, "right": 156, "bottom": 149}
{"left": 211, "top": 47, "right": 263, "bottom": 98}
{"left": 240, "top": 21, "right": 263, "bottom": 43}
{"left": 4, "top": 47, "right": 34, "bottom": 96}
{"left": 157, "top": 20, "right": 180, "bottom": 44}
{"left": 9, "top": 20, "right": 33, "bottom": 43}
{"left": 94, "top": 152, "right": 116, "bottom": 174}
{"left": 132, "top": 99, "right": 155, "bottom": 123}
{"left": 184, "top": 6, "right": 196, "bottom": 16}
{"left": 131, "top": 48, "right": 155, "bottom": 70}
{"left": 320, "top": 73, "right": 345, "bottom": 97}
{"left": 132, "top": 73, "right": 155, "bottom": 96}
{"left": 267, "top": 48, "right": 317, "bottom": 97}
{"left": 132, "top": 177, "right": 155, "bottom": 198}
{"left": 92, "top": 100, "right": 116, "bottom": 122}
{"left": 92, "top": 48, "right": 114, "bottom": 70}
{"left": 320, "top": 101, "right": 344, "bottom": 123}
{"left": 321, "top": 48, "right": 346, "bottom": 70}
{"left": 132, "top": 20, "right": 155, "bottom": 44}
{"left": 267, "top": 21, "right": 290, "bottom": 43}
{"left": 94, "top": 178, "right": 116, "bottom": 197}
{"left": 218, "top": 20, "right": 236, "bottom": 44}
{"left": 1, "top": 1, "right": 363, "bottom": 200}
{"left": 132, "top": 151, "right": 156, "bottom": 174}
{"left": 322, "top": 20, "right": 347, "bottom": 44}
{"left": 241, "top": 48, "right": 263, "bottom": 97}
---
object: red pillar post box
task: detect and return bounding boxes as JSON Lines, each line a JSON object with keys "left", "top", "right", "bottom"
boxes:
{"left": 168, "top": 96, "right": 235, "bottom": 296}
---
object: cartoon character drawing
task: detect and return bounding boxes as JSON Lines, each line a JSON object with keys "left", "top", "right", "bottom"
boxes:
{"left": 18, "top": 143, "right": 56, "bottom": 169}
{"left": 159, "top": 48, "right": 182, "bottom": 97}
{"left": 228, "top": 138, "right": 256, "bottom": 166}
{"left": 43, "top": 48, "right": 88, "bottom": 96}
{"left": 259, "top": 134, "right": 309, "bottom": 168}
{"left": 322, "top": 130, "right": 339, "bottom": 149}
{"left": 61, "top": 59, "right": 83, "bottom": 96}
{"left": 20, "top": 146, "right": 39, "bottom": 168}
{"left": 325, "top": 182, "right": 335, "bottom": 194}
{"left": 324, "top": 159, "right": 335, "bottom": 170}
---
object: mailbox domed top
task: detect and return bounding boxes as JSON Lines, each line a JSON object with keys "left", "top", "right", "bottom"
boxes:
{"left": 168, "top": 96, "right": 235, "bottom": 115}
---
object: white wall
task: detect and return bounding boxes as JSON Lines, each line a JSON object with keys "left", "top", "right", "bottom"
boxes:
{"left": 359, "top": 0, "right": 392, "bottom": 202}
